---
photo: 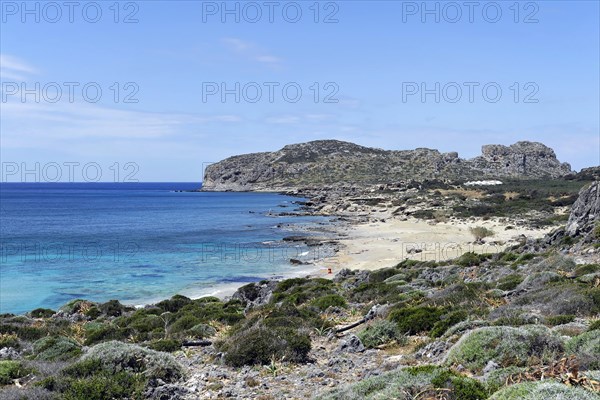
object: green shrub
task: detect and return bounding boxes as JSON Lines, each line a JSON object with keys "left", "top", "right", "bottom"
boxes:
{"left": 358, "top": 320, "right": 406, "bottom": 348}
{"left": 0, "top": 334, "right": 19, "bottom": 349}
{"left": 59, "top": 299, "right": 95, "bottom": 314}
{"left": 30, "top": 308, "right": 55, "bottom": 318}
{"left": 169, "top": 314, "right": 202, "bottom": 334}
{"left": 0, "top": 360, "right": 31, "bottom": 385}
{"left": 99, "top": 300, "right": 133, "bottom": 317}
{"left": 588, "top": 320, "right": 600, "bottom": 331}
{"left": 221, "top": 323, "right": 311, "bottom": 367}
{"left": 488, "top": 381, "right": 598, "bottom": 400}
{"left": 430, "top": 310, "right": 468, "bottom": 338}
{"left": 67, "top": 341, "right": 184, "bottom": 383}
{"left": 496, "top": 274, "right": 524, "bottom": 291}
{"left": 60, "top": 372, "right": 146, "bottom": 400}
{"left": 84, "top": 323, "right": 131, "bottom": 345}
{"left": 565, "top": 330, "right": 600, "bottom": 369}
{"left": 186, "top": 323, "right": 216, "bottom": 339}
{"left": 574, "top": 264, "right": 600, "bottom": 277}
{"left": 156, "top": 295, "right": 192, "bottom": 313}
{"left": 317, "top": 365, "right": 486, "bottom": 400}
{"left": 0, "top": 323, "right": 47, "bottom": 341}
{"left": 484, "top": 366, "right": 527, "bottom": 393}
{"left": 545, "top": 315, "right": 575, "bottom": 326}
{"left": 33, "top": 336, "right": 82, "bottom": 361}
{"left": 127, "top": 312, "right": 163, "bottom": 334}
{"left": 499, "top": 252, "right": 519, "bottom": 263}
{"left": 469, "top": 226, "right": 495, "bottom": 241}
{"left": 514, "top": 253, "right": 537, "bottom": 265}
{"left": 84, "top": 306, "right": 102, "bottom": 319}
{"left": 456, "top": 252, "right": 491, "bottom": 267}
{"left": 445, "top": 325, "right": 564, "bottom": 373}
{"left": 172, "top": 299, "right": 244, "bottom": 326}
{"left": 388, "top": 306, "right": 444, "bottom": 335}
{"left": 272, "top": 278, "right": 336, "bottom": 306}
{"left": 350, "top": 281, "right": 423, "bottom": 305}
{"left": 367, "top": 268, "right": 400, "bottom": 284}
{"left": 428, "top": 283, "right": 489, "bottom": 308}
{"left": 310, "top": 294, "right": 347, "bottom": 311}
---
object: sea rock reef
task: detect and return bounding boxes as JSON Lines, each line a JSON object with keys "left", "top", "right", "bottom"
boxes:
{"left": 201, "top": 140, "right": 573, "bottom": 191}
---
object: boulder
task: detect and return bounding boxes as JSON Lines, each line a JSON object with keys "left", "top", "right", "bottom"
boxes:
{"left": 566, "top": 181, "right": 600, "bottom": 237}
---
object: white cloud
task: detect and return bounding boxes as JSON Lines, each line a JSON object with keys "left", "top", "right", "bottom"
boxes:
{"left": 0, "top": 54, "right": 38, "bottom": 81}
{"left": 265, "top": 115, "right": 300, "bottom": 124}
{"left": 221, "top": 38, "right": 283, "bottom": 68}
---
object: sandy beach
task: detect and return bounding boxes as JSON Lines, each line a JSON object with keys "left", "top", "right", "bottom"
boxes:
{"left": 317, "top": 213, "right": 554, "bottom": 273}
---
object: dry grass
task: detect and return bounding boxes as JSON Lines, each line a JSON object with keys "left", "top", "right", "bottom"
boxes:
{"left": 504, "top": 192, "right": 520, "bottom": 200}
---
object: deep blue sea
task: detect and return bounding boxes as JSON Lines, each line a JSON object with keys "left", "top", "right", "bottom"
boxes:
{"left": 0, "top": 183, "right": 327, "bottom": 314}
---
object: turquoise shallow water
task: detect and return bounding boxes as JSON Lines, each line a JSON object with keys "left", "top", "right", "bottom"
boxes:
{"left": 0, "top": 183, "right": 327, "bottom": 314}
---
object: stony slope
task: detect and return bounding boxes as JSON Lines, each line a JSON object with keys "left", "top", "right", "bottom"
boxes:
{"left": 201, "top": 140, "right": 573, "bottom": 191}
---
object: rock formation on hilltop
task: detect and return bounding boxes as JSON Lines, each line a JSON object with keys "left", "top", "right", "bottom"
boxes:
{"left": 201, "top": 140, "right": 572, "bottom": 191}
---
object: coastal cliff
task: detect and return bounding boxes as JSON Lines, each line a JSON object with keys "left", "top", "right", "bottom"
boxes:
{"left": 201, "top": 140, "right": 572, "bottom": 191}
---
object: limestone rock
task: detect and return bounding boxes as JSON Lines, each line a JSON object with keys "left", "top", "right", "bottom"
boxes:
{"left": 566, "top": 181, "right": 600, "bottom": 237}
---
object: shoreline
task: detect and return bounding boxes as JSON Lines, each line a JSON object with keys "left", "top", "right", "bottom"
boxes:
{"left": 155, "top": 203, "right": 555, "bottom": 307}
{"left": 7, "top": 188, "right": 558, "bottom": 315}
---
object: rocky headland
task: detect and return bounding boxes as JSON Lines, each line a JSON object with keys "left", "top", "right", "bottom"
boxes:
{"left": 201, "top": 140, "right": 573, "bottom": 192}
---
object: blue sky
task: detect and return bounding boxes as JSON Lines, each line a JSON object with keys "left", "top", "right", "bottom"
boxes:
{"left": 1, "top": 0, "right": 598, "bottom": 182}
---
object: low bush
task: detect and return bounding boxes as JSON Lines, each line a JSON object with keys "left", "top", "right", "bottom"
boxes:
{"left": 488, "top": 381, "right": 598, "bottom": 400}
{"left": 545, "top": 315, "right": 575, "bottom": 326}
{"left": 483, "top": 366, "right": 527, "bottom": 393}
{"left": 469, "top": 226, "right": 495, "bottom": 242}
{"left": 169, "top": 314, "right": 202, "bottom": 334}
{"left": 33, "top": 336, "right": 82, "bottom": 361}
{"left": 574, "top": 264, "right": 600, "bottom": 277}
{"left": 310, "top": 294, "right": 347, "bottom": 311}
{"left": 0, "top": 360, "right": 31, "bottom": 385}
{"left": 588, "top": 320, "right": 600, "bottom": 331}
{"left": 565, "top": 330, "right": 600, "bottom": 369}
{"left": 430, "top": 310, "right": 468, "bottom": 338}
{"left": 29, "top": 308, "right": 55, "bottom": 318}
{"left": 498, "top": 252, "right": 519, "bottom": 263}
{"left": 456, "top": 252, "right": 491, "bottom": 267}
{"left": 388, "top": 306, "right": 445, "bottom": 335}
{"left": 445, "top": 325, "right": 564, "bottom": 373}
{"left": 0, "top": 322, "right": 47, "bottom": 341}
{"left": 60, "top": 372, "right": 146, "bottom": 400}
{"left": 156, "top": 294, "right": 192, "bottom": 313}
{"left": 0, "top": 334, "right": 19, "bottom": 349}
{"left": 496, "top": 274, "right": 524, "bottom": 291}
{"left": 84, "top": 322, "right": 131, "bottom": 345}
{"left": 358, "top": 320, "right": 407, "bottom": 348}
{"left": 367, "top": 267, "right": 401, "bottom": 284}
{"left": 350, "top": 282, "right": 421, "bottom": 304}
{"left": 317, "top": 365, "right": 486, "bottom": 400}
{"left": 272, "top": 278, "right": 337, "bottom": 306}
{"left": 220, "top": 323, "right": 311, "bottom": 367}
{"left": 187, "top": 323, "right": 216, "bottom": 339}
{"left": 59, "top": 299, "right": 95, "bottom": 315}
{"left": 67, "top": 341, "right": 184, "bottom": 383}
{"left": 99, "top": 300, "right": 133, "bottom": 317}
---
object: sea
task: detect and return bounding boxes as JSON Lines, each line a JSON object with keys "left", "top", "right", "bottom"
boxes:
{"left": 0, "top": 183, "right": 330, "bottom": 314}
